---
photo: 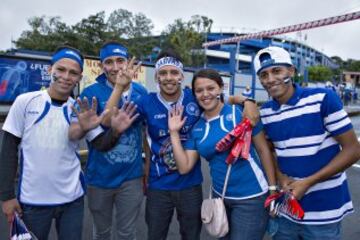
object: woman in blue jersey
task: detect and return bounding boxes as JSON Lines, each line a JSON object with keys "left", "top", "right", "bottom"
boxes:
{"left": 168, "top": 68, "right": 276, "bottom": 240}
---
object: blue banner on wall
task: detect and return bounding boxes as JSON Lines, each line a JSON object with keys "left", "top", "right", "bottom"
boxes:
{"left": 0, "top": 56, "right": 51, "bottom": 103}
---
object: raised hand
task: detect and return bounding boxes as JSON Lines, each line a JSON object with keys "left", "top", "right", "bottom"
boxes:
{"left": 115, "top": 57, "right": 142, "bottom": 89}
{"left": 111, "top": 101, "right": 139, "bottom": 135}
{"left": 242, "top": 100, "right": 259, "bottom": 126}
{"left": 168, "top": 105, "right": 187, "bottom": 132}
{"left": 72, "top": 97, "right": 109, "bottom": 132}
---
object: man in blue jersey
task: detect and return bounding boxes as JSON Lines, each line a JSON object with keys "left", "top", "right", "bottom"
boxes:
{"left": 103, "top": 49, "right": 259, "bottom": 240}
{"left": 69, "top": 41, "right": 148, "bottom": 240}
{"left": 254, "top": 46, "right": 360, "bottom": 240}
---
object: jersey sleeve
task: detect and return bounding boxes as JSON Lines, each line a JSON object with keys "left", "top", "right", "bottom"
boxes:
{"left": 2, "top": 95, "right": 27, "bottom": 138}
{"left": 85, "top": 126, "right": 104, "bottom": 142}
{"left": 321, "top": 90, "right": 352, "bottom": 136}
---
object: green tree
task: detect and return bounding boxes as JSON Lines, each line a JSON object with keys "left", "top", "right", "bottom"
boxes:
{"left": 106, "top": 9, "right": 156, "bottom": 59}
{"left": 14, "top": 9, "right": 156, "bottom": 58}
{"left": 308, "top": 65, "right": 333, "bottom": 82}
{"left": 72, "top": 11, "right": 109, "bottom": 55}
{"left": 14, "top": 16, "right": 73, "bottom": 52}
{"left": 161, "top": 15, "right": 213, "bottom": 67}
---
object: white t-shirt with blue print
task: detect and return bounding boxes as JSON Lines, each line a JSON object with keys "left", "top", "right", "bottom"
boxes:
{"left": 3, "top": 90, "right": 85, "bottom": 205}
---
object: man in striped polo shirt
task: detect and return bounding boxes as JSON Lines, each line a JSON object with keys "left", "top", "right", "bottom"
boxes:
{"left": 254, "top": 46, "right": 360, "bottom": 240}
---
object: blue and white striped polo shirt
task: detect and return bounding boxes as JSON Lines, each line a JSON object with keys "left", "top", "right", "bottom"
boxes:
{"left": 260, "top": 84, "right": 353, "bottom": 224}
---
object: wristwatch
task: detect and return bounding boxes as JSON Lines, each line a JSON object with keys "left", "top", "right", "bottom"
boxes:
{"left": 244, "top": 98, "right": 256, "bottom": 104}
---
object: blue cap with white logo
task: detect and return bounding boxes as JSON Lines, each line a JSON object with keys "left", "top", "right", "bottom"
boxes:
{"left": 254, "top": 46, "right": 293, "bottom": 74}
{"left": 100, "top": 42, "right": 129, "bottom": 62}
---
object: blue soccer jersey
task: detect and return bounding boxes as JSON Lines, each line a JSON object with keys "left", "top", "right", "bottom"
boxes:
{"left": 137, "top": 88, "right": 203, "bottom": 190}
{"left": 260, "top": 84, "right": 353, "bottom": 224}
{"left": 184, "top": 104, "right": 268, "bottom": 199}
{"left": 79, "top": 73, "right": 147, "bottom": 188}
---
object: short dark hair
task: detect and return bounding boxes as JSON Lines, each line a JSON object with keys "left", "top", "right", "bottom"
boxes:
{"left": 156, "top": 49, "right": 182, "bottom": 62}
{"left": 102, "top": 40, "right": 121, "bottom": 47}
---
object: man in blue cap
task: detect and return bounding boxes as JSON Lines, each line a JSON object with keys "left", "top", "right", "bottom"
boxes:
{"left": 254, "top": 46, "right": 360, "bottom": 240}
{"left": 69, "top": 41, "right": 148, "bottom": 240}
{"left": 0, "top": 46, "right": 86, "bottom": 240}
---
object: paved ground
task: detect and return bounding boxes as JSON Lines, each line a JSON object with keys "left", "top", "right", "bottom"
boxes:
{"left": 1, "top": 115, "right": 360, "bottom": 239}
{"left": 1, "top": 162, "right": 360, "bottom": 240}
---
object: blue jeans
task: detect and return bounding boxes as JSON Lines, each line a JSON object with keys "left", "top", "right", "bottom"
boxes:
{"left": 219, "top": 193, "right": 269, "bottom": 240}
{"left": 21, "top": 196, "right": 84, "bottom": 240}
{"left": 273, "top": 216, "right": 342, "bottom": 240}
{"left": 145, "top": 185, "right": 203, "bottom": 240}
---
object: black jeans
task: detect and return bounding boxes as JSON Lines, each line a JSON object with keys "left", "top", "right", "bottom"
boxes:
{"left": 145, "top": 185, "right": 203, "bottom": 240}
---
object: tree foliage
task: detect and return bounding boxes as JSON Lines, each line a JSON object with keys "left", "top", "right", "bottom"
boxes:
{"left": 13, "top": 11, "right": 213, "bottom": 67}
{"left": 14, "top": 9, "right": 155, "bottom": 58}
{"left": 161, "top": 15, "right": 213, "bottom": 66}
{"left": 308, "top": 65, "right": 333, "bottom": 82}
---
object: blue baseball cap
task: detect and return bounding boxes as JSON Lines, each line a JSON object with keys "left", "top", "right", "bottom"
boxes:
{"left": 100, "top": 42, "right": 129, "bottom": 62}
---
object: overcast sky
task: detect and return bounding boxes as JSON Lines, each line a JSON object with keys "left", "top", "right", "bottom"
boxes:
{"left": 1, "top": 0, "right": 360, "bottom": 60}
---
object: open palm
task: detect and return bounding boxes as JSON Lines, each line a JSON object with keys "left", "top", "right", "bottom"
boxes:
{"left": 115, "top": 57, "right": 142, "bottom": 88}
{"left": 72, "top": 97, "right": 108, "bottom": 132}
{"left": 111, "top": 101, "right": 139, "bottom": 135}
{"left": 168, "top": 105, "right": 187, "bottom": 132}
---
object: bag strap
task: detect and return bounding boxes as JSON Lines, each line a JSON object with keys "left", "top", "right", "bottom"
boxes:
{"left": 221, "top": 164, "right": 232, "bottom": 200}
{"left": 208, "top": 164, "right": 232, "bottom": 200}
{"left": 209, "top": 106, "right": 236, "bottom": 200}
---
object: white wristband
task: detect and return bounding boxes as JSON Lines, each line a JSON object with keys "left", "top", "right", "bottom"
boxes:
{"left": 268, "top": 185, "right": 278, "bottom": 191}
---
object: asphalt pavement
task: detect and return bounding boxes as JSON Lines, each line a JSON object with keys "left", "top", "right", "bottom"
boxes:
{"left": 1, "top": 162, "right": 360, "bottom": 239}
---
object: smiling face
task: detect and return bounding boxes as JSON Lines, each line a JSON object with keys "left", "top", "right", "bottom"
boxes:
{"left": 156, "top": 65, "right": 184, "bottom": 100}
{"left": 48, "top": 58, "right": 82, "bottom": 99}
{"left": 193, "top": 76, "right": 223, "bottom": 115}
{"left": 101, "top": 56, "right": 128, "bottom": 85}
{"left": 258, "top": 65, "right": 295, "bottom": 104}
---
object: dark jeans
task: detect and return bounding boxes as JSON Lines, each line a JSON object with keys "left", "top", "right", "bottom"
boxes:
{"left": 145, "top": 185, "right": 203, "bottom": 240}
{"left": 21, "top": 196, "right": 84, "bottom": 240}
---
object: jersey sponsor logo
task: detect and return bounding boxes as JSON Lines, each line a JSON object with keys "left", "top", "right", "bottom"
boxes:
{"left": 225, "top": 113, "right": 233, "bottom": 121}
{"left": 186, "top": 102, "right": 200, "bottom": 116}
{"left": 154, "top": 113, "right": 167, "bottom": 119}
{"left": 159, "top": 129, "right": 167, "bottom": 137}
{"left": 26, "top": 110, "right": 39, "bottom": 115}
